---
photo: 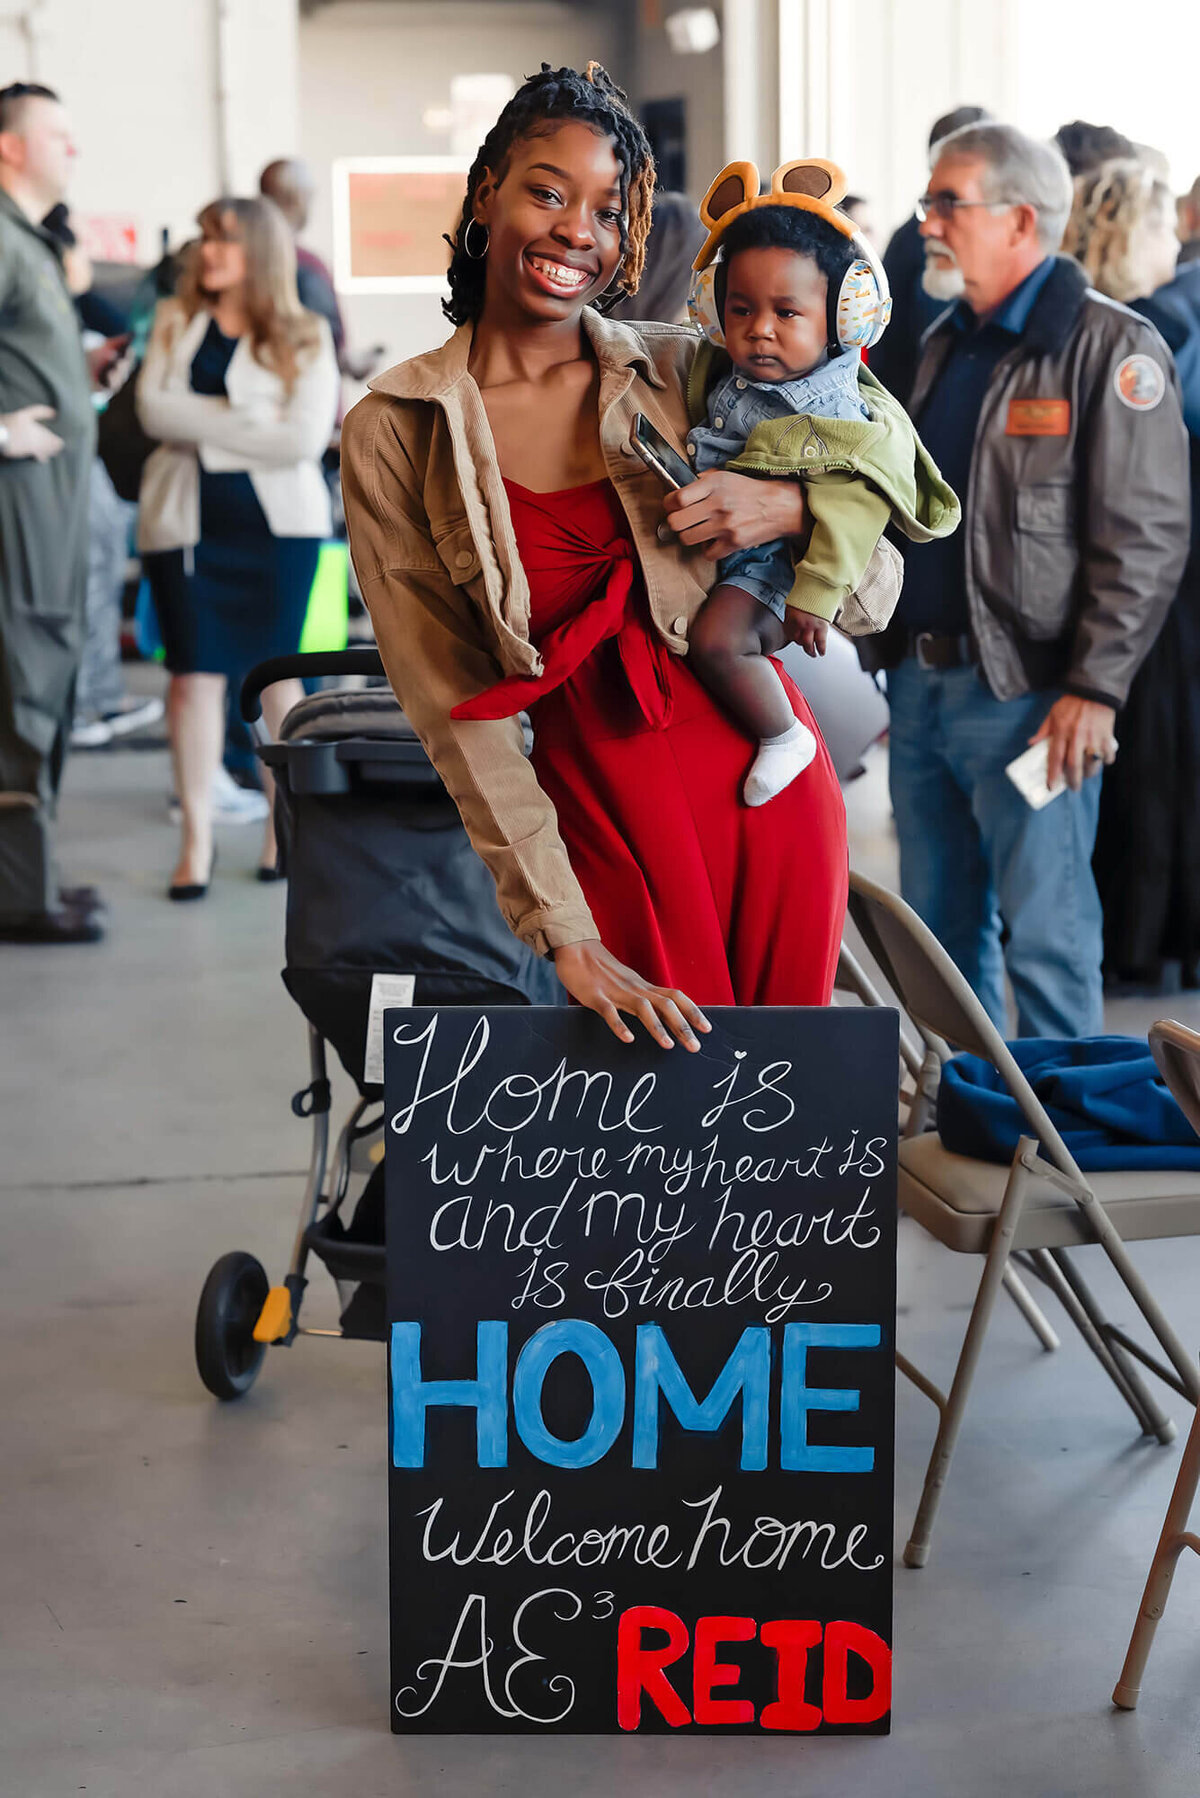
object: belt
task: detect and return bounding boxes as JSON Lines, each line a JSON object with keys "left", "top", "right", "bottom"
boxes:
{"left": 909, "top": 630, "right": 976, "bottom": 670}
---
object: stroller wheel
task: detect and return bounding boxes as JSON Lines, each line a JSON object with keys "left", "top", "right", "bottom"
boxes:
{"left": 195, "top": 1252, "right": 269, "bottom": 1400}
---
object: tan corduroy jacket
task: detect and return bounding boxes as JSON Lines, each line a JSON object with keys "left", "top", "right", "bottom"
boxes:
{"left": 340, "top": 309, "right": 902, "bottom": 957}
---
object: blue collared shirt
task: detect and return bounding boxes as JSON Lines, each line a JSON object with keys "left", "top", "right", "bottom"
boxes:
{"left": 898, "top": 256, "right": 1055, "bottom": 636}
{"left": 687, "top": 348, "right": 869, "bottom": 476}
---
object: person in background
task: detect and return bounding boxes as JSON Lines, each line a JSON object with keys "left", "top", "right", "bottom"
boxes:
{"left": 37, "top": 203, "right": 163, "bottom": 752}
{"left": 612, "top": 189, "right": 704, "bottom": 324}
{"left": 870, "top": 103, "right": 993, "bottom": 407}
{"left": 1052, "top": 119, "right": 1136, "bottom": 179}
{"left": 863, "top": 121, "right": 1190, "bottom": 1039}
{"left": 841, "top": 193, "right": 878, "bottom": 247}
{"left": 42, "top": 202, "right": 131, "bottom": 338}
{"left": 136, "top": 196, "right": 339, "bottom": 897}
{"left": 0, "top": 83, "right": 110, "bottom": 944}
{"left": 1066, "top": 159, "right": 1200, "bottom": 988}
{"left": 259, "top": 158, "right": 383, "bottom": 381}
{"left": 1064, "top": 158, "right": 1180, "bottom": 301}
{"left": 70, "top": 461, "right": 163, "bottom": 749}
{"left": 1178, "top": 173, "right": 1200, "bottom": 266}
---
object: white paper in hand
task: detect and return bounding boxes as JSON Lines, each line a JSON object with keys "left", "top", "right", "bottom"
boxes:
{"left": 364, "top": 973, "right": 415, "bottom": 1085}
{"left": 1004, "top": 739, "right": 1065, "bottom": 810}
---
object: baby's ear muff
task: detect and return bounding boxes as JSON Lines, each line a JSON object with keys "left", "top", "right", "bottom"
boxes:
{"left": 694, "top": 160, "right": 760, "bottom": 270}
{"left": 687, "top": 256, "right": 726, "bottom": 349}
{"left": 831, "top": 231, "right": 893, "bottom": 352}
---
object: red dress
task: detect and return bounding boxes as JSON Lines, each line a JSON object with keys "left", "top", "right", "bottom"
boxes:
{"left": 453, "top": 477, "right": 848, "bottom": 1006}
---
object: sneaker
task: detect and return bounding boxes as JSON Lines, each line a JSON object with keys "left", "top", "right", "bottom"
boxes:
{"left": 70, "top": 715, "right": 114, "bottom": 749}
{"left": 103, "top": 695, "right": 165, "bottom": 739}
{"left": 167, "top": 764, "right": 270, "bottom": 826}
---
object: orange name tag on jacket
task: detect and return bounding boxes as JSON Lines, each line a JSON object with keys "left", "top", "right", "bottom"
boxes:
{"left": 1006, "top": 398, "right": 1071, "bottom": 436}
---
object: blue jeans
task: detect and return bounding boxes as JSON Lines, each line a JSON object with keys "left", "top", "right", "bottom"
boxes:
{"left": 717, "top": 540, "right": 792, "bottom": 622}
{"left": 887, "top": 660, "right": 1104, "bottom": 1039}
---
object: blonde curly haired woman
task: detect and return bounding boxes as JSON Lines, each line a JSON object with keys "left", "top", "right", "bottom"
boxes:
{"left": 1064, "top": 158, "right": 1180, "bottom": 303}
{"left": 137, "top": 197, "right": 339, "bottom": 897}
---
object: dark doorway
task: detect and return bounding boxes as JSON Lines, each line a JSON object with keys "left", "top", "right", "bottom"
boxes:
{"left": 642, "top": 96, "right": 687, "bottom": 194}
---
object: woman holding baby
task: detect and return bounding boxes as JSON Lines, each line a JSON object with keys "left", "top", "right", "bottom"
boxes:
{"left": 341, "top": 63, "right": 911, "bottom": 1049}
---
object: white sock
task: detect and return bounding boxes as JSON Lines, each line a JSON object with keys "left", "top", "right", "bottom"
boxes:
{"left": 743, "top": 718, "right": 817, "bottom": 806}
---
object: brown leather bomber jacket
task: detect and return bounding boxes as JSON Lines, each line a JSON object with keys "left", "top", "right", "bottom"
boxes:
{"left": 865, "top": 255, "right": 1191, "bottom": 707}
{"left": 340, "top": 310, "right": 901, "bottom": 956}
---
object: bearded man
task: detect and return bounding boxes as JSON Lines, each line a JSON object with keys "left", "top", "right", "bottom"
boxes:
{"left": 865, "top": 122, "right": 1190, "bottom": 1038}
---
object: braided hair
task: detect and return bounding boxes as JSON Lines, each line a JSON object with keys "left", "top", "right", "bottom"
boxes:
{"left": 443, "top": 62, "right": 655, "bottom": 326}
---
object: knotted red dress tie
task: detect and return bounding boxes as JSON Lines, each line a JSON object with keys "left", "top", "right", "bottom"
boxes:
{"left": 451, "top": 512, "right": 673, "bottom": 730}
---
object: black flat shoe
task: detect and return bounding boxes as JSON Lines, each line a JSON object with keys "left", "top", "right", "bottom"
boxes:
{"left": 169, "top": 846, "right": 216, "bottom": 902}
{"left": 0, "top": 904, "right": 104, "bottom": 944}
{"left": 59, "top": 884, "right": 106, "bottom": 915}
{"left": 255, "top": 862, "right": 285, "bottom": 883}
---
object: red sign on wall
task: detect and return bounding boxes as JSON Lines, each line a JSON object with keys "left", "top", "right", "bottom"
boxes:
{"left": 78, "top": 214, "right": 140, "bottom": 264}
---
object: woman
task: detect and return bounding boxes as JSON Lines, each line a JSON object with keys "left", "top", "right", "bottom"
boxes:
{"left": 611, "top": 190, "right": 704, "bottom": 326}
{"left": 1066, "top": 159, "right": 1200, "bottom": 985}
{"left": 137, "top": 196, "right": 339, "bottom": 896}
{"left": 341, "top": 64, "right": 900, "bottom": 1048}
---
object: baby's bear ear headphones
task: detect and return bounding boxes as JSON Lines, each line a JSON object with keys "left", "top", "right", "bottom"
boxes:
{"left": 687, "top": 157, "right": 892, "bottom": 355}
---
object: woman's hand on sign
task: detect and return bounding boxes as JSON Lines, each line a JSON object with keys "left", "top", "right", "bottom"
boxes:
{"left": 662, "top": 470, "right": 807, "bottom": 560}
{"left": 552, "top": 940, "right": 711, "bottom": 1052}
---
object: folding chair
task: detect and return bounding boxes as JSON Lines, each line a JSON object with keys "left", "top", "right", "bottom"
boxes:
{"left": 836, "top": 939, "right": 1061, "bottom": 1352}
{"left": 1113, "top": 1022, "right": 1200, "bottom": 1709}
{"left": 846, "top": 872, "right": 1200, "bottom": 1569}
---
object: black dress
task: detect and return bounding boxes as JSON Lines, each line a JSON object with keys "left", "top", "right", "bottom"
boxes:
{"left": 1093, "top": 268, "right": 1200, "bottom": 985}
{"left": 144, "top": 318, "right": 321, "bottom": 682}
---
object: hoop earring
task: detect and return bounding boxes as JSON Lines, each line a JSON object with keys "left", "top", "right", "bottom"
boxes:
{"left": 592, "top": 265, "right": 627, "bottom": 311}
{"left": 463, "top": 219, "right": 489, "bottom": 260}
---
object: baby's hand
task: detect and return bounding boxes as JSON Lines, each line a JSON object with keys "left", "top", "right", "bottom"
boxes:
{"left": 785, "top": 612, "right": 829, "bottom": 658}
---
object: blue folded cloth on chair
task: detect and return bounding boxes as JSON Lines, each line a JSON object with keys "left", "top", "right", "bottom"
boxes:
{"left": 937, "top": 1036, "right": 1200, "bottom": 1170}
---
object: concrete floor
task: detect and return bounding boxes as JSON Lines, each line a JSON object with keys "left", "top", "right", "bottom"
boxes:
{"left": 4, "top": 722, "right": 1200, "bottom": 1797}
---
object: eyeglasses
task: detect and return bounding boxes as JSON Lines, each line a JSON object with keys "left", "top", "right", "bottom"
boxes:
{"left": 915, "top": 192, "right": 1014, "bottom": 223}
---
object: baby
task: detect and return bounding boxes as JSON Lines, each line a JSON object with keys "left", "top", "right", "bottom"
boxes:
{"left": 682, "top": 160, "right": 959, "bottom": 804}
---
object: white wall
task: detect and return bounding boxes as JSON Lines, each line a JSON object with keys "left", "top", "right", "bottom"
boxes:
{"left": 298, "top": 1, "right": 622, "bottom": 371}
{"left": 630, "top": 0, "right": 1018, "bottom": 249}
{"left": 778, "top": 0, "right": 1018, "bottom": 241}
{"left": 1013, "top": 0, "right": 1200, "bottom": 192}
{"left": 3, "top": 0, "right": 299, "bottom": 259}
{"left": 631, "top": 4, "right": 726, "bottom": 202}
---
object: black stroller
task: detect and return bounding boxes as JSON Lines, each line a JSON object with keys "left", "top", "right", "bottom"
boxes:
{"left": 194, "top": 649, "right": 561, "bottom": 1399}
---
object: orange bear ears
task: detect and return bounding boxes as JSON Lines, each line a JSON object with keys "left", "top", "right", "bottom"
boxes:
{"left": 693, "top": 158, "right": 858, "bottom": 271}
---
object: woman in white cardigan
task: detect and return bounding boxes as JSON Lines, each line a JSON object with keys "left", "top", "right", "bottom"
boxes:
{"left": 137, "top": 196, "right": 339, "bottom": 897}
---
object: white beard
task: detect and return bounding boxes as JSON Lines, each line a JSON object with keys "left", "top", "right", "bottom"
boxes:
{"left": 922, "top": 252, "right": 966, "bottom": 302}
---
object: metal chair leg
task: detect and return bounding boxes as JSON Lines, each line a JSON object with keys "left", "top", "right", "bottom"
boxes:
{"left": 904, "top": 1155, "right": 1031, "bottom": 1569}
{"left": 1001, "top": 1261, "right": 1060, "bottom": 1352}
{"left": 1025, "top": 1249, "right": 1167, "bottom": 1441}
{"left": 1065, "top": 1184, "right": 1200, "bottom": 1405}
{"left": 1113, "top": 1403, "right": 1200, "bottom": 1709}
{"left": 1049, "top": 1250, "right": 1177, "bottom": 1445}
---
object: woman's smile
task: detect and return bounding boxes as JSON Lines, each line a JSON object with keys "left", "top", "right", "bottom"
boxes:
{"left": 523, "top": 251, "right": 597, "bottom": 297}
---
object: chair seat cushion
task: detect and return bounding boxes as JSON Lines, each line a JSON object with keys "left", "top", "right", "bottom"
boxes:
{"left": 899, "top": 1131, "right": 1200, "bottom": 1253}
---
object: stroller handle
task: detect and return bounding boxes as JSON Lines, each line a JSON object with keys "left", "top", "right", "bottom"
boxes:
{"left": 240, "top": 650, "right": 387, "bottom": 724}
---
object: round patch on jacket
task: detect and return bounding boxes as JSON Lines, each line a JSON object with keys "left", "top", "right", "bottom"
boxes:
{"left": 1113, "top": 353, "right": 1165, "bottom": 411}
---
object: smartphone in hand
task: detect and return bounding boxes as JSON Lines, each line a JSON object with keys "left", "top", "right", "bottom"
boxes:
{"left": 630, "top": 413, "right": 697, "bottom": 489}
{"left": 1004, "top": 740, "right": 1065, "bottom": 809}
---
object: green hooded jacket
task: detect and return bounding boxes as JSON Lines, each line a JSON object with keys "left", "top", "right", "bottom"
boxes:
{"left": 686, "top": 341, "right": 960, "bottom": 629}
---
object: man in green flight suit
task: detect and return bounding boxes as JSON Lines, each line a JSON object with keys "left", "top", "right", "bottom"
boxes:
{"left": 0, "top": 83, "right": 105, "bottom": 942}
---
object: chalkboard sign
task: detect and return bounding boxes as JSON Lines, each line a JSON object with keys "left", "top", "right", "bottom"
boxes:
{"left": 385, "top": 1005, "right": 897, "bottom": 1735}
